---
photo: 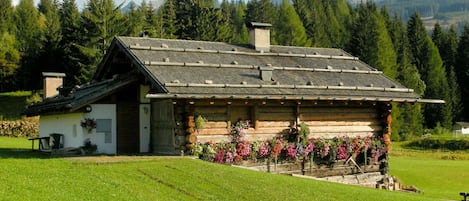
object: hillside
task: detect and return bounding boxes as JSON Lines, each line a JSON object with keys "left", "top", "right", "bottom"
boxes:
{"left": 374, "top": 0, "right": 469, "bottom": 31}
{"left": 0, "top": 91, "right": 34, "bottom": 120}
{"left": 0, "top": 137, "right": 447, "bottom": 201}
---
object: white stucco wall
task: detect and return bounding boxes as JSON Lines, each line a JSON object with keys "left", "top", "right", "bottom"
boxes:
{"left": 39, "top": 104, "right": 117, "bottom": 154}
{"left": 462, "top": 127, "right": 469, "bottom": 134}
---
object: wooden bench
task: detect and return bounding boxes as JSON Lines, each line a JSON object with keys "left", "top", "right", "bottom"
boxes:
{"left": 28, "top": 137, "right": 51, "bottom": 152}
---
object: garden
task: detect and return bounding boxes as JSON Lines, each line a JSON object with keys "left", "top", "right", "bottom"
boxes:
{"left": 191, "top": 121, "right": 389, "bottom": 176}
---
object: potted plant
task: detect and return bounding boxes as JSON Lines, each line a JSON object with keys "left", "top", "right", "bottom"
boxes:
{"left": 81, "top": 118, "right": 97, "bottom": 133}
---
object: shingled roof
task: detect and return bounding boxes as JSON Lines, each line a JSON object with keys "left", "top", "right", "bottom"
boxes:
{"left": 111, "top": 36, "right": 440, "bottom": 103}
{"left": 24, "top": 33, "right": 443, "bottom": 116}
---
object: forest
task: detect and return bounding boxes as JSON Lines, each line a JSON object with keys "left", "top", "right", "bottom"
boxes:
{"left": 1, "top": 0, "right": 469, "bottom": 140}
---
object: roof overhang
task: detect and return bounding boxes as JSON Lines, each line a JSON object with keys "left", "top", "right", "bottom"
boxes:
{"left": 145, "top": 93, "right": 444, "bottom": 104}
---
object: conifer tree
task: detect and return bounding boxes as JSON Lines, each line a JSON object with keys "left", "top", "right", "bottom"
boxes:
{"left": 380, "top": 10, "right": 425, "bottom": 139}
{"left": 175, "top": 0, "right": 196, "bottom": 39}
{"left": 407, "top": 13, "right": 453, "bottom": 129}
{"left": 348, "top": 2, "right": 397, "bottom": 79}
{"left": 275, "top": 0, "right": 310, "bottom": 46}
{"left": 81, "top": 0, "right": 126, "bottom": 54}
{"left": 456, "top": 25, "right": 469, "bottom": 120}
{"left": 0, "top": 0, "right": 14, "bottom": 33}
{"left": 159, "top": 0, "right": 177, "bottom": 39}
{"left": 245, "top": 0, "right": 275, "bottom": 24}
{"left": 38, "top": 0, "right": 62, "bottom": 73}
{"left": 59, "top": 0, "right": 89, "bottom": 85}
{"left": 227, "top": 1, "right": 248, "bottom": 44}
{"left": 13, "top": 0, "right": 44, "bottom": 89}
{"left": 432, "top": 23, "right": 462, "bottom": 122}
{"left": 125, "top": 1, "right": 145, "bottom": 37}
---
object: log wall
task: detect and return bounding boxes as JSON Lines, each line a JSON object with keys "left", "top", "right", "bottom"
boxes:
{"left": 183, "top": 101, "right": 384, "bottom": 143}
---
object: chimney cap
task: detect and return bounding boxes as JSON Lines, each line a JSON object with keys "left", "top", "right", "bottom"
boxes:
{"left": 42, "top": 72, "right": 66, "bottom": 78}
{"left": 247, "top": 22, "right": 272, "bottom": 29}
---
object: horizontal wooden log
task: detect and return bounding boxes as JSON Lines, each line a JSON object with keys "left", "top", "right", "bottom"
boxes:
{"left": 302, "top": 120, "right": 380, "bottom": 127}
{"left": 258, "top": 113, "right": 296, "bottom": 121}
{"left": 203, "top": 121, "right": 229, "bottom": 128}
{"left": 196, "top": 128, "right": 230, "bottom": 135}
{"left": 256, "top": 121, "right": 293, "bottom": 128}
{"left": 308, "top": 125, "right": 382, "bottom": 133}
{"left": 300, "top": 113, "right": 378, "bottom": 121}
{"left": 308, "top": 132, "right": 378, "bottom": 139}
{"left": 196, "top": 127, "right": 291, "bottom": 135}
{"left": 300, "top": 107, "right": 376, "bottom": 113}
{"left": 195, "top": 106, "right": 227, "bottom": 114}
{"left": 197, "top": 133, "right": 286, "bottom": 143}
{"left": 201, "top": 113, "right": 227, "bottom": 121}
{"left": 258, "top": 107, "right": 295, "bottom": 113}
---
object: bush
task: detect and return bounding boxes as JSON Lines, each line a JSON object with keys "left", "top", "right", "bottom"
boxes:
{"left": 0, "top": 118, "right": 39, "bottom": 137}
{"left": 405, "top": 137, "right": 469, "bottom": 151}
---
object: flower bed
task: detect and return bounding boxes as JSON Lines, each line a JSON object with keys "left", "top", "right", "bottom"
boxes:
{"left": 191, "top": 121, "right": 387, "bottom": 168}
{"left": 192, "top": 136, "right": 386, "bottom": 165}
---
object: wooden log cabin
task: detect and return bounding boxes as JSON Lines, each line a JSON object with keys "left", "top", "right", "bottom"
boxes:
{"left": 23, "top": 23, "right": 442, "bottom": 155}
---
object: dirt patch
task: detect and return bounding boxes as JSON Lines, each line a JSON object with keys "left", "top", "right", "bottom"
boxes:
{"left": 67, "top": 155, "right": 196, "bottom": 164}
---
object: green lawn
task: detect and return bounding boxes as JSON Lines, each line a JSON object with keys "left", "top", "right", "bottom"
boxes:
{"left": 389, "top": 142, "right": 469, "bottom": 200}
{"left": 0, "top": 137, "right": 466, "bottom": 201}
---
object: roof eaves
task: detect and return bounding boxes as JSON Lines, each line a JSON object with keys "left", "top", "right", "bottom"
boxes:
{"left": 115, "top": 37, "right": 168, "bottom": 93}
{"left": 145, "top": 93, "right": 442, "bottom": 104}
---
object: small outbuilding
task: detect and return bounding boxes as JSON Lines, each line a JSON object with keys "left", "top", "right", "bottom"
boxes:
{"left": 454, "top": 122, "right": 469, "bottom": 134}
{"left": 23, "top": 23, "right": 442, "bottom": 155}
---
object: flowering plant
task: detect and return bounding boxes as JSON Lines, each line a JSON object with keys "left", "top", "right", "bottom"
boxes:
{"left": 231, "top": 120, "right": 250, "bottom": 143}
{"left": 80, "top": 118, "right": 97, "bottom": 132}
{"left": 82, "top": 138, "right": 97, "bottom": 154}
{"left": 191, "top": 136, "right": 386, "bottom": 166}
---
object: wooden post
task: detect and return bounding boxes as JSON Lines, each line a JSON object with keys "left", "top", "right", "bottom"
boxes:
{"left": 253, "top": 106, "right": 259, "bottom": 129}
{"left": 296, "top": 104, "right": 301, "bottom": 130}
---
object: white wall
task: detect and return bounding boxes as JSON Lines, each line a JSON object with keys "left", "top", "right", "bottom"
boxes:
{"left": 39, "top": 104, "right": 117, "bottom": 154}
{"left": 462, "top": 127, "right": 469, "bottom": 134}
{"left": 40, "top": 113, "right": 85, "bottom": 148}
{"left": 87, "top": 104, "right": 116, "bottom": 154}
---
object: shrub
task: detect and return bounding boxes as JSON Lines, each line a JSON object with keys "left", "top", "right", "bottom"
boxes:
{"left": 405, "top": 137, "right": 469, "bottom": 151}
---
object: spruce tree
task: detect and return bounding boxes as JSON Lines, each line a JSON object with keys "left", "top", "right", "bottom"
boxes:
{"left": 246, "top": 0, "right": 275, "bottom": 24}
{"left": 432, "top": 23, "right": 462, "bottom": 122}
{"left": 13, "top": 0, "right": 44, "bottom": 89}
{"left": 456, "top": 25, "right": 469, "bottom": 120}
{"left": 229, "top": 1, "right": 249, "bottom": 44}
{"left": 38, "top": 0, "right": 63, "bottom": 73}
{"left": 59, "top": 0, "right": 89, "bottom": 85}
{"left": 175, "top": 0, "right": 196, "bottom": 39}
{"left": 124, "top": 1, "right": 145, "bottom": 37}
{"left": 407, "top": 13, "right": 453, "bottom": 129}
{"left": 159, "top": 0, "right": 177, "bottom": 39}
{"left": 275, "top": 0, "right": 310, "bottom": 46}
{"left": 348, "top": 2, "right": 397, "bottom": 79}
{"left": 81, "top": 0, "right": 126, "bottom": 54}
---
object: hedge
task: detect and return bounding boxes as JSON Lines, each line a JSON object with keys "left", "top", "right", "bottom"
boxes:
{"left": 0, "top": 119, "right": 39, "bottom": 138}
{"left": 405, "top": 137, "right": 469, "bottom": 151}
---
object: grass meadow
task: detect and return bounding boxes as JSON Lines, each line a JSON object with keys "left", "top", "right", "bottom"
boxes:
{"left": 0, "top": 137, "right": 467, "bottom": 201}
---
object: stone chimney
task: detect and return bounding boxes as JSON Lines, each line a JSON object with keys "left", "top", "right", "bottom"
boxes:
{"left": 42, "top": 72, "right": 66, "bottom": 98}
{"left": 248, "top": 22, "right": 272, "bottom": 52}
